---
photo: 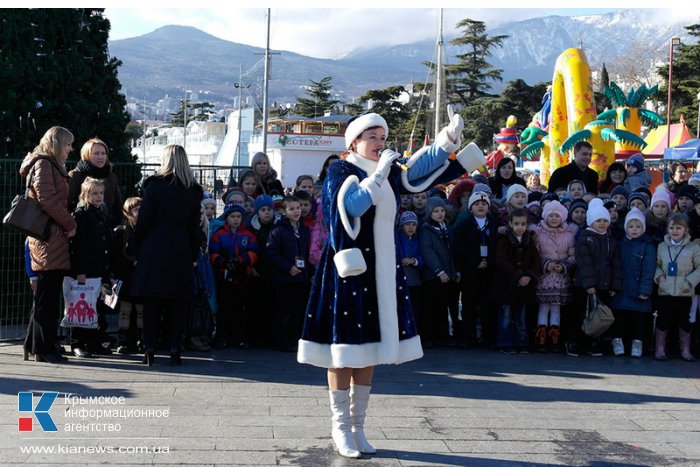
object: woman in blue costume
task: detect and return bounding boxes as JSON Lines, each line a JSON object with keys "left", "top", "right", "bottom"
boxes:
{"left": 297, "top": 108, "right": 485, "bottom": 458}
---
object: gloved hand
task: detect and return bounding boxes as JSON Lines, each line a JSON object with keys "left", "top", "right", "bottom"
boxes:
{"left": 444, "top": 104, "right": 463, "bottom": 145}
{"left": 367, "top": 149, "right": 401, "bottom": 187}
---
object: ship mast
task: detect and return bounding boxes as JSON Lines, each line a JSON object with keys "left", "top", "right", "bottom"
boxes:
{"left": 262, "top": 8, "right": 271, "bottom": 154}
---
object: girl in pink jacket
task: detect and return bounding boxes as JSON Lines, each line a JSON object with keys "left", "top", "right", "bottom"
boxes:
{"left": 534, "top": 201, "right": 576, "bottom": 352}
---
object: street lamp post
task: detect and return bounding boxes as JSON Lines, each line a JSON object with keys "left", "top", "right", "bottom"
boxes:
{"left": 667, "top": 37, "right": 681, "bottom": 150}
{"left": 183, "top": 89, "right": 191, "bottom": 150}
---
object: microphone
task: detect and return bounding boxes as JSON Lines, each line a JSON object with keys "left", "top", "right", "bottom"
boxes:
{"left": 394, "top": 160, "right": 409, "bottom": 171}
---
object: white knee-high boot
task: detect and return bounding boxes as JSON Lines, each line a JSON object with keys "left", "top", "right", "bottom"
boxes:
{"left": 349, "top": 384, "right": 376, "bottom": 454}
{"left": 328, "top": 389, "right": 361, "bottom": 458}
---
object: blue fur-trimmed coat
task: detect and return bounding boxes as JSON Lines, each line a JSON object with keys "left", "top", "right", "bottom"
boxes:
{"left": 297, "top": 140, "right": 468, "bottom": 369}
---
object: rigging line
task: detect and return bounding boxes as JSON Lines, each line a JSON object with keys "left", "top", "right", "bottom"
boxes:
{"left": 409, "top": 41, "right": 439, "bottom": 146}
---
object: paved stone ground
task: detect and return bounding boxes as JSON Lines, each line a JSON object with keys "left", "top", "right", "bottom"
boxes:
{"left": 0, "top": 342, "right": 699, "bottom": 466}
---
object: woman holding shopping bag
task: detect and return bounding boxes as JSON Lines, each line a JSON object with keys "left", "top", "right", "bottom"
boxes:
{"left": 21, "top": 126, "right": 77, "bottom": 364}
{"left": 297, "top": 107, "right": 485, "bottom": 458}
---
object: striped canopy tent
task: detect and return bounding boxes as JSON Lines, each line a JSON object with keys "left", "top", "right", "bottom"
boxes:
{"left": 642, "top": 123, "right": 694, "bottom": 157}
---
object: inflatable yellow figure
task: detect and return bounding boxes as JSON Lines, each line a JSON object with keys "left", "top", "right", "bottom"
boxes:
{"left": 546, "top": 48, "right": 598, "bottom": 185}
{"left": 597, "top": 83, "right": 663, "bottom": 158}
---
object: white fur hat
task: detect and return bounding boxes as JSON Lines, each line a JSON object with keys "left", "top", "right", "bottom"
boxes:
{"left": 586, "top": 198, "right": 610, "bottom": 226}
{"left": 506, "top": 184, "right": 528, "bottom": 203}
{"left": 624, "top": 207, "right": 646, "bottom": 233}
{"left": 344, "top": 113, "right": 389, "bottom": 149}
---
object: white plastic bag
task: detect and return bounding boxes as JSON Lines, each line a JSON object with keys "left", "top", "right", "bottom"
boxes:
{"left": 61, "top": 277, "right": 101, "bottom": 329}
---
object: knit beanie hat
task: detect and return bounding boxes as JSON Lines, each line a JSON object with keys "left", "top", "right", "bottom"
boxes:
{"left": 628, "top": 192, "right": 649, "bottom": 208}
{"left": 692, "top": 190, "right": 700, "bottom": 206}
{"left": 689, "top": 172, "right": 700, "bottom": 186}
{"left": 624, "top": 207, "right": 646, "bottom": 233}
{"left": 609, "top": 185, "right": 630, "bottom": 200}
{"left": 223, "top": 201, "right": 246, "bottom": 219}
{"left": 650, "top": 187, "right": 671, "bottom": 209}
{"left": 586, "top": 198, "right": 610, "bottom": 226}
{"left": 569, "top": 199, "right": 587, "bottom": 215}
{"left": 506, "top": 184, "right": 528, "bottom": 203}
{"left": 472, "top": 183, "right": 492, "bottom": 196}
{"left": 528, "top": 191, "right": 543, "bottom": 203}
{"left": 426, "top": 196, "right": 448, "bottom": 215}
{"left": 468, "top": 191, "right": 491, "bottom": 210}
{"left": 272, "top": 195, "right": 284, "bottom": 210}
{"left": 542, "top": 200, "right": 568, "bottom": 222}
{"left": 398, "top": 210, "right": 419, "bottom": 227}
{"left": 471, "top": 173, "right": 489, "bottom": 185}
{"left": 201, "top": 197, "right": 216, "bottom": 208}
{"left": 677, "top": 183, "right": 698, "bottom": 200}
{"left": 541, "top": 192, "right": 560, "bottom": 204}
{"left": 626, "top": 153, "right": 646, "bottom": 172}
{"left": 223, "top": 187, "right": 246, "bottom": 204}
{"left": 254, "top": 194, "right": 273, "bottom": 214}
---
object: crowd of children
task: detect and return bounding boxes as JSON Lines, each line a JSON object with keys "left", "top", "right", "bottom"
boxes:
{"left": 36, "top": 148, "right": 700, "bottom": 363}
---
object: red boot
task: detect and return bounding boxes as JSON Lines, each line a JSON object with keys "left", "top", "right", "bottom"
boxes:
{"left": 548, "top": 326, "right": 561, "bottom": 353}
{"left": 535, "top": 326, "right": 547, "bottom": 353}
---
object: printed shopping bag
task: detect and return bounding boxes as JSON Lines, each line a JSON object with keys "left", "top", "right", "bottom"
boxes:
{"left": 61, "top": 277, "right": 101, "bottom": 329}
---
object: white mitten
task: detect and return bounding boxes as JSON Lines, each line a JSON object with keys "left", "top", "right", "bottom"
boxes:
{"left": 367, "top": 149, "right": 401, "bottom": 187}
{"left": 445, "top": 104, "right": 463, "bottom": 146}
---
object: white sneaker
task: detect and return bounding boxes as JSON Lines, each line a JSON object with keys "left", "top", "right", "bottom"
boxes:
{"left": 612, "top": 338, "right": 625, "bottom": 356}
{"left": 631, "top": 340, "right": 643, "bottom": 358}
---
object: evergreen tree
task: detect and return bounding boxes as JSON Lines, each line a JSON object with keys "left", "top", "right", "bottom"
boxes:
{"left": 170, "top": 100, "right": 215, "bottom": 126}
{"left": 657, "top": 23, "right": 700, "bottom": 135}
{"left": 295, "top": 77, "right": 340, "bottom": 117}
{"left": 596, "top": 63, "right": 612, "bottom": 114}
{"left": 446, "top": 19, "right": 508, "bottom": 106}
{"left": 0, "top": 9, "right": 131, "bottom": 161}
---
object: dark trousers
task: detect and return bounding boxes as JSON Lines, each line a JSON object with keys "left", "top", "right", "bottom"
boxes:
{"left": 408, "top": 285, "right": 424, "bottom": 338}
{"left": 462, "top": 275, "right": 496, "bottom": 346}
{"left": 274, "top": 282, "right": 309, "bottom": 347}
{"left": 565, "top": 288, "right": 614, "bottom": 348}
{"left": 71, "top": 301, "right": 109, "bottom": 350}
{"left": 656, "top": 296, "right": 692, "bottom": 333}
{"left": 248, "top": 276, "right": 274, "bottom": 347}
{"left": 142, "top": 299, "right": 187, "bottom": 353}
{"left": 423, "top": 279, "right": 450, "bottom": 343}
{"left": 612, "top": 309, "right": 647, "bottom": 341}
{"left": 25, "top": 270, "right": 66, "bottom": 355}
{"left": 497, "top": 304, "right": 528, "bottom": 349}
{"left": 217, "top": 281, "right": 248, "bottom": 345}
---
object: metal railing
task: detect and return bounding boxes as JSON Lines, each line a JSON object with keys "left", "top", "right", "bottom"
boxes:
{"left": 0, "top": 159, "right": 246, "bottom": 341}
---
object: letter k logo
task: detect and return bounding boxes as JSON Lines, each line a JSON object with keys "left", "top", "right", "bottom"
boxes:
{"left": 18, "top": 392, "right": 58, "bottom": 432}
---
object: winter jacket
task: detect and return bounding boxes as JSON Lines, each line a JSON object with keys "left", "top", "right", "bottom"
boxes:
{"left": 69, "top": 204, "right": 112, "bottom": 284}
{"left": 20, "top": 153, "right": 76, "bottom": 271}
{"left": 491, "top": 228, "right": 541, "bottom": 305}
{"left": 210, "top": 223, "right": 259, "bottom": 283}
{"left": 451, "top": 212, "right": 499, "bottom": 280}
{"left": 265, "top": 218, "right": 311, "bottom": 285}
{"left": 249, "top": 216, "right": 277, "bottom": 277}
{"left": 130, "top": 175, "right": 203, "bottom": 302}
{"left": 655, "top": 235, "right": 700, "bottom": 297}
{"left": 533, "top": 221, "right": 576, "bottom": 294}
{"left": 623, "top": 170, "right": 652, "bottom": 193}
{"left": 395, "top": 229, "right": 424, "bottom": 287}
{"left": 574, "top": 228, "right": 623, "bottom": 292}
{"left": 419, "top": 220, "right": 456, "bottom": 281}
{"left": 112, "top": 223, "right": 138, "bottom": 302}
{"left": 309, "top": 208, "right": 328, "bottom": 267}
{"left": 645, "top": 213, "right": 668, "bottom": 246}
{"left": 548, "top": 162, "right": 600, "bottom": 194}
{"left": 613, "top": 235, "right": 656, "bottom": 313}
{"left": 68, "top": 160, "right": 123, "bottom": 228}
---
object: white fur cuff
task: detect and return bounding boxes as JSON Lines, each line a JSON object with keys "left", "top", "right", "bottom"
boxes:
{"left": 455, "top": 142, "right": 486, "bottom": 173}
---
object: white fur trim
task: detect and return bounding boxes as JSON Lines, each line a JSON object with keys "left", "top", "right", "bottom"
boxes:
{"left": 297, "top": 336, "right": 423, "bottom": 369}
{"left": 436, "top": 128, "right": 459, "bottom": 154}
{"left": 455, "top": 142, "right": 486, "bottom": 173}
{"left": 337, "top": 176, "right": 361, "bottom": 240}
{"left": 333, "top": 248, "right": 367, "bottom": 278}
{"left": 345, "top": 114, "right": 389, "bottom": 149}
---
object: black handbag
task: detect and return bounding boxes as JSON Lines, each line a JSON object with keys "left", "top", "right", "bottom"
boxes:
{"left": 3, "top": 161, "right": 52, "bottom": 241}
{"left": 188, "top": 269, "right": 214, "bottom": 337}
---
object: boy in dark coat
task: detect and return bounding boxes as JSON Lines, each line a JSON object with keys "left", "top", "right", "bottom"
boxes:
{"left": 491, "top": 208, "right": 541, "bottom": 353}
{"left": 569, "top": 198, "right": 623, "bottom": 357}
{"left": 266, "top": 195, "right": 311, "bottom": 352}
{"left": 452, "top": 191, "right": 500, "bottom": 347}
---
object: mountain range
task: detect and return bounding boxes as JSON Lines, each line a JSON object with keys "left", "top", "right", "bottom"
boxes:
{"left": 109, "top": 10, "right": 692, "bottom": 107}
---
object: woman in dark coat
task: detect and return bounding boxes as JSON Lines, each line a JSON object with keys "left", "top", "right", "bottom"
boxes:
{"left": 131, "top": 145, "right": 203, "bottom": 365}
{"left": 488, "top": 157, "right": 527, "bottom": 204}
{"left": 250, "top": 151, "right": 284, "bottom": 196}
{"left": 68, "top": 138, "right": 123, "bottom": 228}
{"left": 20, "top": 126, "right": 77, "bottom": 364}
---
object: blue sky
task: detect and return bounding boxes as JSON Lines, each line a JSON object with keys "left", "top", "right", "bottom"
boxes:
{"left": 104, "top": 7, "right": 694, "bottom": 59}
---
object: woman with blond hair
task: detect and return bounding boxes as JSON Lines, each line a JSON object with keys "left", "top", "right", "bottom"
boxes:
{"left": 21, "top": 126, "right": 77, "bottom": 363}
{"left": 250, "top": 151, "right": 284, "bottom": 196}
{"left": 67, "top": 138, "right": 123, "bottom": 227}
{"left": 130, "top": 145, "right": 203, "bottom": 366}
